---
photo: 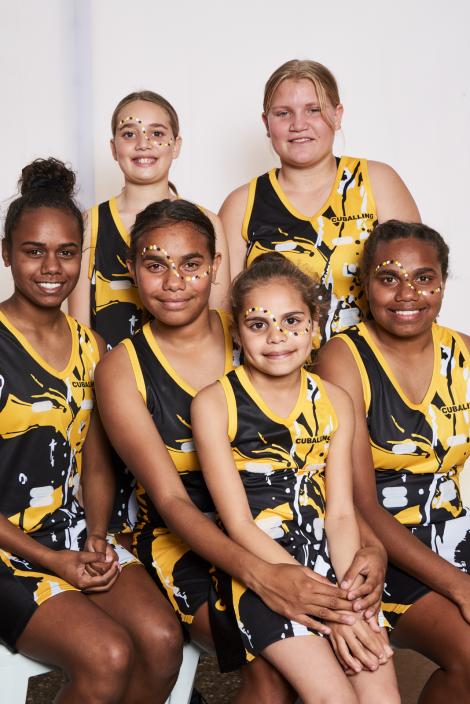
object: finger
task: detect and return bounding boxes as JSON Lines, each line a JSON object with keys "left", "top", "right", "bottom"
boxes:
{"left": 289, "top": 614, "right": 331, "bottom": 635}
{"left": 79, "top": 561, "right": 119, "bottom": 589}
{"left": 340, "top": 556, "right": 367, "bottom": 590}
{"left": 309, "top": 607, "right": 356, "bottom": 625}
{"left": 336, "top": 636, "right": 363, "bottom": 674}
{"left": 80, "top": 550, "right": 107, "bottom": 564}
{"left": 105, "top": 544, "right": 118, "bottom": 562}
{"left": 84, "top": 569, "right": 120, "bottom": 593}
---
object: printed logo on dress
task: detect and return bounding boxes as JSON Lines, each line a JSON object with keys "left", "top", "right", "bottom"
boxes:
{"left": 72, "top": 381, "right": 93, "bottom": 388}
{"left": 295, "top": 435, "right": 330, "bottom": 444}
{"left": 331, "top": 213, "right": 375, "bottom": 225}
{"left": 440, "top": 402, "right": 470, "bottom": 414}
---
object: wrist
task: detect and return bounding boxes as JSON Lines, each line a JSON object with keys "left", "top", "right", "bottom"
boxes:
{"left": 238, "top": 554, "right": 271, "bottom": 594}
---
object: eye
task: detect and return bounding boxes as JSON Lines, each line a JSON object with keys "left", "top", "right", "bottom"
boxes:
{"left": 182, "top": 260, "right": 201, "bottom": 272}
{"left": 25, "top": 248, "right": 44, "bottom": 257}
{"left": 150, "top": 129, "right": 165, "bottom": 139}
{"left": 378, "top": 273, "right": 399, "bottom": 286}
{"left": 307, "top": 107, "right": 321, "bottom": 115}
{"left": 58, "top": 248, "right": 77, "bottom": 258}
{"left": 246, "top": 320, "right": 267, "bottom": 331}
{"left": 415, "top": 273, "right": 434, "bottom": 284}
{"left": 284, "top": 316, "right": 301, "bottom": 326}
{"left": 121, "top": 130, "right": 136, "bottom": 139}
{"left": 274, "top": 110, "right": 289, "bottom": 118}
{"left": 145, "top": 261, "right": 166, "bottom": 273}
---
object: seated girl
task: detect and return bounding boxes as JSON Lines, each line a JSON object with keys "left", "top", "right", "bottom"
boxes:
{"left": 0, "top": 158, "right": 182, "bottom": 704}
{"left": 191, "top": 253, "right": 399, "bottom": 703}
{"left": 317, "top": 220, "right": 470, "bottom": 702}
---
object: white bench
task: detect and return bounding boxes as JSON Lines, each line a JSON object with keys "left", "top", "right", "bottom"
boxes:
{"left": 0, "top": 641, "right": 201, "bottom": 704}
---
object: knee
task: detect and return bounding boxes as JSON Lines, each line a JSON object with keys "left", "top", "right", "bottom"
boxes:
{"left": 135, "top": 614, "right": 184, "bottom": 676}
{"left": 78, "top": 628, "right": 133, "bottom": 702}
{"left": 241, "top": 662, "right": 296, "bottom": 704}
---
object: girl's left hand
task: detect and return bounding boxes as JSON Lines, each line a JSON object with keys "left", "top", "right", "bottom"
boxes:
{"left": 328, "top": 618, "right": 393, "bottom": 675}
{"left": 340, "top": 545, "right": 386, "bottom": 620}
{"left": 84, "top": 534, "right": 118, "bottom": 576}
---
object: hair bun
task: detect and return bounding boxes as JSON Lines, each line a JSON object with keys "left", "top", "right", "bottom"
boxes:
{"left": 20, "top": 157, "right": 76, "bottom": 198}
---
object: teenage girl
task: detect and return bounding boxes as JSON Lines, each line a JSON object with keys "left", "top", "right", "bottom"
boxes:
{"left": 69, "top": 90, "right": 230, "bottom": 535}
{"left": 94, "top": 200, "right": 390, "bottom": 703}
{"left": 191, "top": 253, "right": 400, "bottom": 704}
{"left": 0, "top": 158, "right": 183, "bottom": 704}
{"left": 317, "top": 221, "right": 470, "bottom": 703}
{"left": 220, "top": 59, "right": 420, "bottom": 344}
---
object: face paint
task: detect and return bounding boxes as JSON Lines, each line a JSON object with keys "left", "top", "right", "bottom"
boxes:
{"left": 118, "top": 116, "right": 174, "bottom": 148}
{"left": 141, "top": 244, "right": 211, "bottom": 281}
{"left": 244, "top": 307, "right": 311, "bottom": 336}
{"left": 374, "top": 260, "right": 442, "bottom": 296}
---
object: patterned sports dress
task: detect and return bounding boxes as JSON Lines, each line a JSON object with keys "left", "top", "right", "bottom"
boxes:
{"left": 242, "top": 157, "right": 377, "bottom": 342}
{"left": 0, "top": 312, "right": 134, "bottom": 651}
{"left": 122, "top": 311, "right": 238, "bottom": 627}
{"left": 213, "top": 366, "right": 338, "bottom": 663}
{"left": 337, "top": 323, "right": 470, "bottom": 626}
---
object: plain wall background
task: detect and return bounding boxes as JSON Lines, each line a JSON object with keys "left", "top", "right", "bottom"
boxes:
{"left": 0, "top": 1, "right": 469, "bottom": 485}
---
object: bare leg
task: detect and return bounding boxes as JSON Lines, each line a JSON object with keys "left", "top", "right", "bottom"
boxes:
{"left": 190, "top": 603, "right": 296, "bottom": 704}
{"left": 17, "top": 591, "right": 133, "bottom": 704}
{"left": 348, "top": 629, "right": 400, "bottom": 704}
{"left": 89, "top": 564, "right": 183, "bottom": 704}
{"left": 392, "top": 590, "right": 470, "bottom": 704}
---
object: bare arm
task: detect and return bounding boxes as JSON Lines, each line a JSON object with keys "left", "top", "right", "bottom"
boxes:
{"left": 368, "top": 161, "right": 420, "bottom": 223}
{"left": 317, "top": 336, "right": 470, "bottom": 621}
{"left": 205, "top": 209, "right": 230, "bottom": 310}
{"left": 68, "top": 210, "right": 92, "bottom": 326}
{"left": 218, "top": 184, "right": 249, "bottom": 279}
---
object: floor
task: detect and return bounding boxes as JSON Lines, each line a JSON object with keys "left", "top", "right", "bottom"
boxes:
{"left": 27, "top": 649, "right": 437, "bottom": 703}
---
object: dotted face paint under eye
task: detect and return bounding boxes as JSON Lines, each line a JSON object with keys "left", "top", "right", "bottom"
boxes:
{"left": 141, "top": 244, "right": 211, "bottom": 281}
{"left": 374, "top": 260, "right": 442, "bottom": 296}
{"left": 118, "top": 116, "right": 174, "bottom": 148}
{"left": 244, "top": 307, "right": 311, "bottom": 337}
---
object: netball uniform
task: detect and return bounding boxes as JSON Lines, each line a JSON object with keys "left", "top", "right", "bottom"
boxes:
{"left": 122, "top": 311, "right": 238, "bottom": 628}
{"left": 0, "top": 312, "right": 136, "bottom": 651}
{"left": 213, "top": 366, "right": 338, "bottom": 663}
{"left": 243, "top": 157, "right": 377, "bottom": 343}
{"left": 337, "top": 323, "right": 470, "bottom": 627}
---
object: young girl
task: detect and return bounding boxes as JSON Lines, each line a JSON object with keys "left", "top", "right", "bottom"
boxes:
{"left": 94, "top": 200, "right": 389, "bottom": 703}
{"left": 0, "top": 158, "right": 183, "bottom": 703}
{"left": 220, "top": 59, "right": 420, "bottom": 344}
{"left": 317, "top": 221, "right": 470, "bottom": 702}
{"left": 69, "top": 90, "right": 231, "bottom": 535}
{"left": 191, "top": 253, "right": 399, "bottom": 703}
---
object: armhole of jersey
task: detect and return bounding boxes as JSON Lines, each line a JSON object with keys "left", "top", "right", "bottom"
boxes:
{"left": 334, "top": 335, "right": 372, "bottom": 413}
{"left": 218, "top": 376, "right": 237, "bottom": 442}
{"left": 88, "top": 205, "right": 99, "bottom": 281}
{"left": 121, "top": 338, "right": 147, "bottom": 405}
{"left": 241, "top": 178, "right": 257, "bottom": 243}
{"left": 451, "top": 329, "right": 470, "bottom": 365}
{"left": 86, "top": 327, "right": 101, "bottom": 365}
{"left": 361, "top": 158, "right": 378, "bottom": 219}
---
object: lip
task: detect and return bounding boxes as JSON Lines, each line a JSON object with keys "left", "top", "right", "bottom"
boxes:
{"left": 263, "top": 350, "right": 295, "bottom": 360}
{"left": 288, "top": 137, "right": 313, "bottom": 143}
{"left": 36, "top": 281, "right": 64, "bottom": 292}
{"left": 132, "top": 157, "right": 157, "bottom": 167}
{"left": 157, "top": 298, "right": 192, "bottom": 309}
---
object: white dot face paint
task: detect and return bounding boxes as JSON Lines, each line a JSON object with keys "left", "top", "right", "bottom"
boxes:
{"left": 244, "top": 307, "right": 311, "bottom": 337}
{"left": 374, "top": 260, "right": 443, "bottom": 297}
{"left": 118, "top": 116, "right": 174, "bottom": 149}
{"left": 140, "top": 244, "right": 211, "bottom": 282}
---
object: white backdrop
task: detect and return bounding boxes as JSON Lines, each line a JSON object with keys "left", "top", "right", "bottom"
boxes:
{"left": 0, "top": 0, "right": 469, "bottom": 482}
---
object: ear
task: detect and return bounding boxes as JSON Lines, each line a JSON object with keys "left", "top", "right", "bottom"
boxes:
{"left": 2, "top": 240, "right": 11, "bottom": 267}
{"left": 172, "top": 135, "right": 182, "bottom": 161}
{"left": 210, "top": 252, "right": 222, "bottom": 283}
{"left": 110, "top": 138, "right": 118, "bottom": 162}
{"left": 261, "top": 112, "right": 270, "bottom": 137}
{"left": 333, "top": 103, "right": 344, "bottom": 131}
{"left": 126, "top": 258, "right": 136, "bottom": 284}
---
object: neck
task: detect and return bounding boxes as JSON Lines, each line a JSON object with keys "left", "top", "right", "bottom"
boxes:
{"left": 367, "top": 321, "right": 434, "bottom": 356}
{"left": 151, "top": 307, "right": 215, "bottom": 349}
{"left": 118, "top": 178, "right": 173, "bottom": 213}
{"left": 278, "top": 152, "right": 337, "bottom": 192}
{"left": 244, "top": 363, "right": 302, "bottom": 395}
{"left": 0, "top": 292, "right": 64, "bottom": 332}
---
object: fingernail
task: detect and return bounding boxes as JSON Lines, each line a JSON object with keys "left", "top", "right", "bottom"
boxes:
{"left": 341, "top": 580, "right": 349, "bottom": 588}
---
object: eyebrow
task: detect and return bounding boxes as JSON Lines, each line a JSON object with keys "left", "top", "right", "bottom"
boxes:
{"left": 245, "top": 309, "right": 305, "bottom": 318}
{"left": 20, "top": 241, "right": 79, "bottom": 248}
{"left": 141, "top": 251, "right": 204, "bottom": 262}
{"left": 118, "top": 122, "right": 168, "bottom": 130}
{"left": 271, "top": 102, "right": 320, "bottom": 110}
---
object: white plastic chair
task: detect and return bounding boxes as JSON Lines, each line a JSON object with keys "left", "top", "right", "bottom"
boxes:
{"left": 0, "top": 641, "right": 201, "bottom": 704}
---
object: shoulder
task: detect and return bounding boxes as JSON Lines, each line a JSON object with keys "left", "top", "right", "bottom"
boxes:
{"left": 366, "top": 160, "right": 420, "bottom": 222}
{"left": 95, "top": 340, "right": 133, "bottom": 382}
{"left": 316, "top": 334, "right": 360, "bottom": 370}
{"left": 219, "top": 182, "right": 251, "bottom": 219}
{"left": 192, "top": 379, "right": 227, "bottom": 416}
{"left": 201, "top": 207, "right": 223, "bottom": 231}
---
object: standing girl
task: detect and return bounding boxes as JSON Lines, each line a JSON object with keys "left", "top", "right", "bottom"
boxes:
{"left": 94, "top": 201, "right": 389, "bottom": 703}
{"left": 317, "top": 221, "right": 470, "bottom": 702}
{"left": 220, "top": 59, "right": 420, "bottom": 343}
{"left": 191, "top": 253, "right": 399, "bottom": 703}
{"left": 69, "top": 90, "right": 230, "bottom": 534}
{"left": 0, "top": 158, "right": 183, "bottom": 704}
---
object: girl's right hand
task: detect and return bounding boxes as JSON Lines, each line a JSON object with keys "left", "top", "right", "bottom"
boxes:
{"left": 328, "top": 617, "right": 393, "bottom": 675}
{"left": 47, "top": 549, "right": 120, "bottom": 592}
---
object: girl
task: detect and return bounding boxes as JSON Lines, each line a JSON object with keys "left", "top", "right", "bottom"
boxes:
{"left": 69, "top": 90, "right": 231, "bottom": 535}
{"left": 94, "top": 200, "right": 389, "bottom": 703}
{"left": 0, "top": 158, "right": 183, "bottom": 704}
{"left": 220, "top": 59, "right": 420, "bottom": 344}
{"left": 317, "top": 221, "right": 470, "bottom": 703}
{"left": 191, "top": 253, "right": 399, "bottom": 703}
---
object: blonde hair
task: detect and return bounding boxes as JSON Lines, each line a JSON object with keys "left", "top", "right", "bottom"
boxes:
{"left": 111, "top": 90, "right": 180, "bottom": 138}
{"left": 263, "top": 60, "right": 340, "bottom": 126}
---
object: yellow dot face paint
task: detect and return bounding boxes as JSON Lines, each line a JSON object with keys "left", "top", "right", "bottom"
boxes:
{"left": 244, "top": 307, "right": 311, "bottom": 337}
{"left": 374, "top": 260, "right": 442, "bottom": 296}
{"left": 141, "top": 244, "right": 211, "bottom": 281}
{"left": 118, "top": 116, "right": 174, "bottom": 148}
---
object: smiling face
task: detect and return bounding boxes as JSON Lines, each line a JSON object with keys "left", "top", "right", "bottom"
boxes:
{"left": 365, "top": 238, "right": 445, "bottom": 339}
{"left": 111, "top": 99, "right": 181, "bottom": 185}
{"left": 237, "top": 280, "right": 313, "bottom": 378}
{"left": 128, "top": 221, "right": 220, "bottom": 327}
{"left": 263, "top": 78, "right": 342, "bottom": 168}
{"left": 2, "top": 206, "right": 82, "bottom": 310}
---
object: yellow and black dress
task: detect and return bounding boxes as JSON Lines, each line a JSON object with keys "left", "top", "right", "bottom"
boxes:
{"left": 0, "top": 312, "right": 135, "bottom": 651}
{"left": 243, "top": 157, "right": 377, "bottom": 343}
{"left": 214, "top": 366, "right": 338, "bottom": 663}
{"left": 337, "top": 323, "right": 470, "bottom": 627}
{"left": 122, "top": 311, "right": 238, "bottom": 628}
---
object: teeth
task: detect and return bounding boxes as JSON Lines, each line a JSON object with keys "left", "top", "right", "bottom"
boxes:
{"left": 393, "top": 310, "right": 420, "bottom": 317}
{"left": 135, "top": 158, "right": 155, "bottom": 164}
{"left": 38, "top": 282, "right": 61, "bottom": 290}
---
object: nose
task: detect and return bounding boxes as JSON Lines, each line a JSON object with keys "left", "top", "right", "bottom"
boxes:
{"left": 162, "top": 265, "right": 185, "bottom": 291}
{"left": 136, "top": 130, "right": 151, "bottom": 149}
{"left": 266, "top": 324, "right": 287, "bottom": 344}
{"left": 396, "top": 279, "right": 419, "bottom": 301}
{"left": 40, "top": 251, "right": 61, "bottom": 275}
{"left": 290, "top": 109, "right": 307, "bottom": 132}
